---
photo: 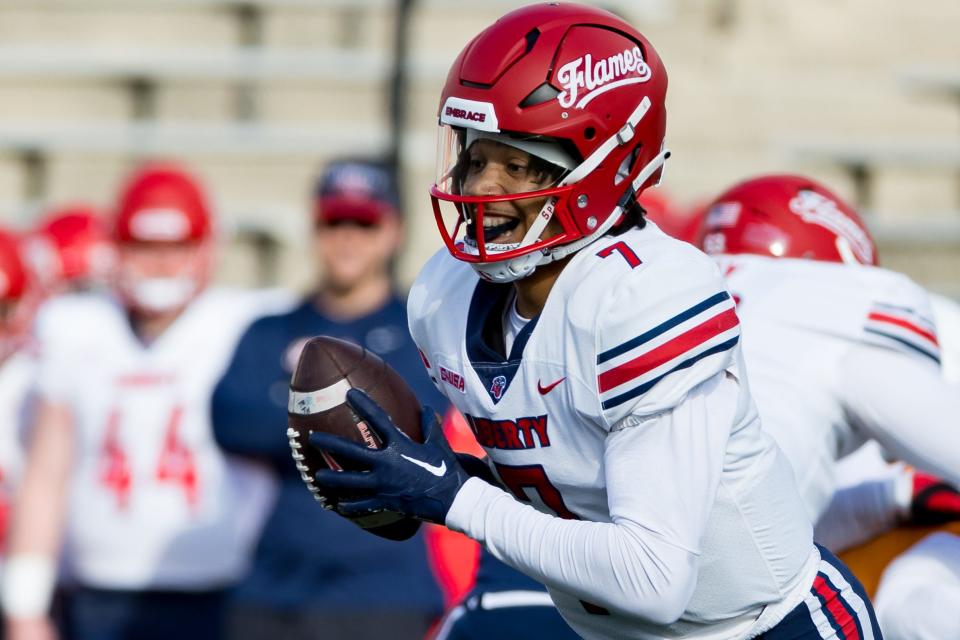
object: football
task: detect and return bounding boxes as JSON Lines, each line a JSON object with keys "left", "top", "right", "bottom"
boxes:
{"left": 287, "top": 335, "right": 423, "bottom": 540}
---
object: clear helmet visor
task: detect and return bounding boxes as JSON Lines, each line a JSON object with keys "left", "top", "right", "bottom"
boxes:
{"left": 432, "top": 124, "right": 579, "bottom": 263}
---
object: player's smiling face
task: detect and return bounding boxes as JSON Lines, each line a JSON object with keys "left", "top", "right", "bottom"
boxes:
{"left": 461, "top": 139, "right": 563, "bottom": 246}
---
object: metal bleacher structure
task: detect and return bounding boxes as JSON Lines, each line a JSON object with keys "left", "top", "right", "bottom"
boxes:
{"left": 0, "top": 0, "right": 957, "bottom": 294}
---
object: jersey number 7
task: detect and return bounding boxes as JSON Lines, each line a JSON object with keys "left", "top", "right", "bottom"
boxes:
{"left": 493, "top": 462, "right": 610, "bottom": 615}
{"left": 493, "top": 463, "right": 580, "bottom": 520}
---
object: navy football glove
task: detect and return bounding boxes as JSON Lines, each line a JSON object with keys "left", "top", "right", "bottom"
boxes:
{"left": 310, "top": 389, "right": 471, "bottom": 525}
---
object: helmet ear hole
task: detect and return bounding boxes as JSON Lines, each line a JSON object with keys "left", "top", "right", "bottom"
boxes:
{"left": 583, "top": 127, "right": 596, "bottom": 140}
{"left": 615, "top": 144, "right": 643, "bottom": 186}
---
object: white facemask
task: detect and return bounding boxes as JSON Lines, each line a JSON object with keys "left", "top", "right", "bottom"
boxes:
{"left": 126, "top": 276, "right": 197, "bottom": 313}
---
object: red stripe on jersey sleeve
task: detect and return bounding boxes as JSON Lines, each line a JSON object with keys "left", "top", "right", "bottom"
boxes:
{"left": 598, "top": 307, "right": 739, "bottom": 393}
{"left": 867, "top": 312, "right": 938, "bottom": 346}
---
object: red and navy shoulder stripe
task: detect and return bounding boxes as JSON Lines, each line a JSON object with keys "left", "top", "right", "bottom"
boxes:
{"left": 597, "top": 291, "right": 740, "bottom": 410}
{"left": 864, "top": 302, "right": 940, "bottom": 365}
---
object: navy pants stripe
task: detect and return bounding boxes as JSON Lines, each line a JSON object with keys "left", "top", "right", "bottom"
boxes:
{"left": 760, "top": 545, "right": 883, "bottom": 640}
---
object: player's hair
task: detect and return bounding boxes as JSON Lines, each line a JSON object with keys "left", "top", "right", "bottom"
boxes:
{"left": 609, "top": 198, "right": 648, "bottom": 236}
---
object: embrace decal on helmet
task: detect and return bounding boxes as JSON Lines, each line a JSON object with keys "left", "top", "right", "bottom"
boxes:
{"left": 430, "top": 2, "right": 670, "bottom": 283}
{"left": 699, "top": 174, "right": 878, "bottom": 266}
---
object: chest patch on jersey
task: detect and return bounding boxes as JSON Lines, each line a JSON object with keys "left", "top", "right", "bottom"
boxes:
{"left": 438, "top": 365, "right": 466, "bottom": 393}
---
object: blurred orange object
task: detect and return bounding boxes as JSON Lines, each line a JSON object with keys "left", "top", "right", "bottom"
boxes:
{"left": 425, "top": 407, "right": 483, "bottom": 606}
{"left": 838, "top": 521, "right": 960, "bottom": 597}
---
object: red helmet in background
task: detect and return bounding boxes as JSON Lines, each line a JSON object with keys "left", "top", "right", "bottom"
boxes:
{"left": 114, "top": 164, "right": 213, "bottom": 244}
{"left": 0, "top": 229, "right": 36, "bottom": 361}
{"left": 112, "top": 163, "right": 215, "bottom": 314}
{"left": 699, "top": 174, "right": 878, "bottom": 266}
{"left": 29, "top": 205, "right": 115, "bottom": 292}
{"left": 431, "top": 2, "right": 670, "bottom": 282}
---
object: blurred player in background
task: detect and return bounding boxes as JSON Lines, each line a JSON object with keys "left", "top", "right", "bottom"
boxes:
{"left": 0, "top": 229, "right": 39, "bottom": 570}
{"left": 698, "top": 174, "right": 960, "bottom": 639}
{"left": 832, "top": 294, "right": 960, "bottom": 640}
{"left": 308, "top": 5, "right": 882, "bottom": 639}
{"left": 698, "top": 174, "right": 960, "bottom": 527}
{"left": 24, "top": 206, "right": 115, "bottom": 297}
{"left": 1, "top": 164, "right": 279, "bottom": 640}
{"left": 211, "top": 158, "right": 446, "bottom": 640}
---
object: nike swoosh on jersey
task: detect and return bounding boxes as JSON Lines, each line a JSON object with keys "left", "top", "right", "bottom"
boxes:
{"left": 537, "top": 377, "right": 566, "bottom": 395}
{"left": 400, "top": 454, "right": 447, "bottom": 477}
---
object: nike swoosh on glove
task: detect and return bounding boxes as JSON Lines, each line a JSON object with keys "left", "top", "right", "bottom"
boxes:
{"left": 310, "top": 388, "right": 471, "bottom": 525}
{"left": 909, "top": 471, "right": 960, "bottom": 526}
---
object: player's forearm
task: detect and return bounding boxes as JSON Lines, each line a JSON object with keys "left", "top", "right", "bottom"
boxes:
{"left": 7, "top": 405, "right": 72, "bottom": 557}
{"left": 211, "top": 388, "right": 290, "bottom": 462}
{"left": 841, "top": 346, "right": 960, "bottom": 486}
{"left": 446, "top": 477, "right": 697, "bottom": 624}
{"left": 3, "top": 403, "right": 72, "bottom": 620}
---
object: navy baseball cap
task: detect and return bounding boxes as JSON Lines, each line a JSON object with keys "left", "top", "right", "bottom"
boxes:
{"left": 314, "top": 159, "right": 400, "bottom": 225}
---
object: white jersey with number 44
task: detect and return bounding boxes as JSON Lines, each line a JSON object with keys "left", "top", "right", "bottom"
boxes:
{"left": 34, "top": 288, "right": 281, "bottom": 590}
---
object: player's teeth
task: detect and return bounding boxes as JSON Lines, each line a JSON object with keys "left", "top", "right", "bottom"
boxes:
{"left": 484, "top": 216, "right": 511, "bottom": 227}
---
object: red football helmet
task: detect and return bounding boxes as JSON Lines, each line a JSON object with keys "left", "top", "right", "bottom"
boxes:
{"left": 112, "top": 163, "right": 215, "bottom": 314}
{"left": 431, "top": 2, "right": 670, "bottom": 282}
{"left": 29, "top": 205, "right": 115, "bottom": 292}
{"left": 114, "top": 164, "right": 213, "bottom": 244}
{"left": 0, "top": 229, "right": 35, "bottom": 361}
{"left": 699, "top": 174, "right": 878, "bottom": 266}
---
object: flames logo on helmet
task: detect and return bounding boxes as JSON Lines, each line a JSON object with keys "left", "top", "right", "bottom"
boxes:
{"left": 557, "top": 46, "right": 652, "bottom": 109}
{"left": 788, "top": 190, "right": 875, "bottom": 265}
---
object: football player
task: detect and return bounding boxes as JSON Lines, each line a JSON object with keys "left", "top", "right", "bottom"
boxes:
{"left": 832, "top": 295, "right": 960, "bottom": 640}
{"left": 0, "top": 229, "right": 39, "bottom": 563}
{"left": 697, "top": 174, "right": 960, "bottom": 638}
{"left": 305, "top": 4, "right": 882, "bottom": 639}
{"left": 212, "top": 159, "right": 446, "bottom": 640}
{"left": 698, "top": 174, "right": 960, "bottom": 525}
{"left": 25, "top": 205, "right": 115, "bottom": 295}
{"left": 1, "top": 164, "right": 281, "bottom": 640}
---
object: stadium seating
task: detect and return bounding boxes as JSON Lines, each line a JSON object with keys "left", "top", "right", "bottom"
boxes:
{"left": 0, "top": 0, "right": 955, "bottom": 293}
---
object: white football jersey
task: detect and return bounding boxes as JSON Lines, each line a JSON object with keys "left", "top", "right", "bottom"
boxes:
{"left": 716, "top": 254, "right": 942, "bottom": 521}
{"left": 930, "top": 293, "right": 960, "bottom": 383}
{"left": 410, "top": 225, "right": 817, "bottom": 640}
{"left": 33, "top": 288, "right": 282, "bottom": 590}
